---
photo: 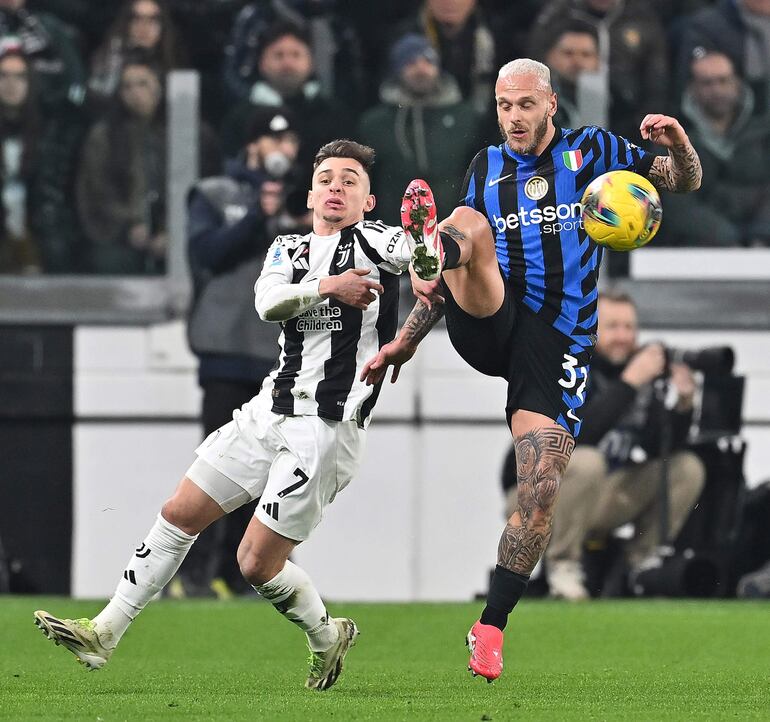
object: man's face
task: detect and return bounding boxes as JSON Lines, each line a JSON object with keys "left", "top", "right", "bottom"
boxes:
{"left": 427, "top": 0, "right": 476, "bottom": 26}
{"left": 259, "top": 35, "right": 313, "bottom": 97}
{"left": 0, "top": 55, "right": 28, "bottom": 108}
{"left": 596, "top": 299, "right": 638, "bottom": 364}
{"left": 401, "top": 56, "right": 440, "bottom": 96}
{"left": 495, "top": 72, "right": 556, "bottom": 155}
{"left": 546, "top": 32, "right": 599, "bottom": 83}
{"left": 128, "top": 0, "right": 163, "bottom": 49}
{"left": 742, "top": 0, "right": 770, "bottom": 16}
{"left": 246, "top": 131, "right": 300, "bottom": 170}
{"left": 307, "top": 157, "right": 374, "bottom": 228}
{"left": 690, "top": 54, "right": 741, "bottom": 121}
{"left": 120, "top": 64, "right": 161, "bottom": 118}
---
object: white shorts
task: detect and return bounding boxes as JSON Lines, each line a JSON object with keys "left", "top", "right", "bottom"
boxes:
{"left": 186, "top": 395, "right": 366, "bottom": 541}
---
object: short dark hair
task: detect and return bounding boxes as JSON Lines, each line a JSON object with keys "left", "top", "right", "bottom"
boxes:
{"left": 313, "top": 139, "right": 376, "bottom": 176}
{"left": 598, "top": 287, "right": 636, "bottom": 308}
{"left": 546, "top": 18, "right": 599, "bottom": 53}
{"left": 258, "top": 20, "right": 311, "bottom": 60}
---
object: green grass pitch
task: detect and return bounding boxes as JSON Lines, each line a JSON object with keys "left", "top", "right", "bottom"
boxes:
{"left": 2, "top": 597, "right": 769, "bottom": 721}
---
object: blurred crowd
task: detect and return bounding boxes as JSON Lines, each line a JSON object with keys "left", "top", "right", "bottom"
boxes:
{"left": 1, "top": 0, "right": 769, "bottom": 275}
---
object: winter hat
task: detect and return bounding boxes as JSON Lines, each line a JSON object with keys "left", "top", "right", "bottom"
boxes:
{"left": 246, "top": 106, "right": 298, "bottom": 142}
{"left": 389, "top": 34, "right": 439, "bottom": 77}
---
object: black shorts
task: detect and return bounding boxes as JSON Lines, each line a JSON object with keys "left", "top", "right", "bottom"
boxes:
{"left": 442, "top": 275, "right": 592, "bottom": 437}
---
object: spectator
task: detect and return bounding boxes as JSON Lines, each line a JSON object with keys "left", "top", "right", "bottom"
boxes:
{"left": 515, "top": 290, "right": 705, "bottom": 600}
{"left": 223, "top": 0, "right": 364, "bottom": 112}
{"left": 178, "top": 107, "right": 298, "bottom": 598}
{"left": 88, "top": 0, "right": 187, "bottom": 108}
{"left": 392, "top": 0, "right": 499, "bottom": 115}
{"left": 27, "top": 0, "right": 122, "bottom": 58}
{"left": 529, "top": 0, "right": 669, "bottom": 140}
{"left": 676, "top": 0, "right": 770, "bottom": 113}
{"left": 0, "top": 0, "right": 86, "bottom": 109}
{"left": 543, "top": 19, "right": 603, "bottom": 129}
{"left": 76, "top": 54, "right": 219, "bottom": 274}
{"left": 357, "top": 34, "right": 483, "bottom": 226}
{"left": 660, "top": 50, "right": 770, "bottom": 246}
{"left": 220, "top": 21, "right": 348, "bottom": 169}
{"left": 0, "top": 39, "right": 83, "bottom": 273}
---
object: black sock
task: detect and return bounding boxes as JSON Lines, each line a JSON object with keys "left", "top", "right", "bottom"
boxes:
{"left": 439, "top": 231, "right": 461, "bottom": 270}
{"left": 479, "top": 565, "right": 530, "bottom": 631}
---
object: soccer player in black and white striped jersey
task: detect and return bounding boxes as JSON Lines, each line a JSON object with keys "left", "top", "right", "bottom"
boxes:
{"left": 34, "top": 140, "right": 416, "bottom": 692}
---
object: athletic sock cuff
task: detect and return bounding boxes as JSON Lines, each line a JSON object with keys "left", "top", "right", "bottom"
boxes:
{"left": 486, "top": 565, "right": 530, "bottom": 615}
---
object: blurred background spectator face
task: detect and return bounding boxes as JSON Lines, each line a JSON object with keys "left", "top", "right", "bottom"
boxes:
{"left": 119, "top": 62, "right": 162, "bottom": 119}
{"left": 546, "top": 30, "right": 600, "bottom": 84}
{"left": 690, "top": 53, "right": 742, "bottom": 122}
{"left": 128, "top": 0, "right": 164, "bottom": 50}
{"left": 0, "top": 51, "right": 28, "bottom": 110}
{"left": 742, "top": 0, "right": 770, "bottom": 15}
{"left": 427, "top": 0, "right": 477, "bottom": 29}
{"left": 402, "top": 55, "right": 440, "bottom": 96}
{"left": 244, "top": 110, "right": 300, "bottom": 177}
{"left": 0, "top": 1, "right": 25, "bottom": 11}
{"left": 596, "top": 296, "right": 638, "bottom": 364}
{"left": 258, "top": 31, "right": 313, "bottom": 98}
{"left": 390, "top": 35, "right": 441, "bottom": 97}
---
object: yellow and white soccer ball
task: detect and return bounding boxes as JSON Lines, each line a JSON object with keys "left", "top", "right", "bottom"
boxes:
{"left": 581, "top": 170, "right": 663, "bottom": 251}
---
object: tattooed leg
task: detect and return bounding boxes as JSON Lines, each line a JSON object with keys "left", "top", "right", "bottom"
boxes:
{"left": 498, "top": 425, "right": 575, "bottom": 575}
{"left": 479, "top": 421, "right": 574, "bottom": 631}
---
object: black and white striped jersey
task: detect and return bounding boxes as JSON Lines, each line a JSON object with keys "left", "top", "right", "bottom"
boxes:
{"left": 254, "top": 220, "right": 411, "bottom": 427}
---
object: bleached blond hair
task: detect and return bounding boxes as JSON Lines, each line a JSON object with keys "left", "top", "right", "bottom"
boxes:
{"left": 497, "top": 58, "right": 552, "bottom": 92}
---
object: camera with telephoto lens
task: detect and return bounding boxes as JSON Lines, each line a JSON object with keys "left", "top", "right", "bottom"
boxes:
{"left": 664, "top": 346, "right": 735, "bottom": 375}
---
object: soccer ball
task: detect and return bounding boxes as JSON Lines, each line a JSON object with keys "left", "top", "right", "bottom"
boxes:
{"left": 581, "top": 170, "right": 662, "bottom": 251}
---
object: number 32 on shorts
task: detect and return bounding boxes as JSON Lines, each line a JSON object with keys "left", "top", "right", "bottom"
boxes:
{"left": 558, "top": 353, "right": 588, "bottom": 423}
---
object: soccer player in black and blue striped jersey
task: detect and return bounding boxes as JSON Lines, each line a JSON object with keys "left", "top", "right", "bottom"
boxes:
{"left": 362, "top": 58, "right": 702, "bottom": 681}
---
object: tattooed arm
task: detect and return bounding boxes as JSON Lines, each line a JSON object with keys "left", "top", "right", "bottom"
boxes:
{"left": 360, "top": 297, "right": 445, "bottom": 385}
{"left": 640, "top": 113, "right": 703, "bottom": 193}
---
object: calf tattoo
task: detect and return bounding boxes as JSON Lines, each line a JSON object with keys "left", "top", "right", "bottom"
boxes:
{"left": 497, "top": 426, "right": 575, "bottom": 574}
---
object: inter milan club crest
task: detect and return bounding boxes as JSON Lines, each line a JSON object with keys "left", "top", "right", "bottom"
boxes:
{"left": 524, "top": 176, "right": 549, "bottom": 201}
{"left": 563, "top": 150, "right": 583, "bottom": 171}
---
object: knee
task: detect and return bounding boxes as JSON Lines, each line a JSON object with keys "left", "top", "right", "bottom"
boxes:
{"left": 237, "top": 544, "right": 279, "bottom": 587}
{"left": 443, "top": 206, "right": 493, "bottom": 244}
{"left": 160, "top": 496, "right": 200, "bottom": 537}
{"left": 672, "top": 451, "right": 706, "bottom": 499}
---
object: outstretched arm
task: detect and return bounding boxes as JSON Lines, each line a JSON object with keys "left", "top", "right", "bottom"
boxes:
{"left": 641, "top": 113, "right": 702, "bottom": 193}
{"left": 360, "top": 298, "right": 445, "bottom": 385}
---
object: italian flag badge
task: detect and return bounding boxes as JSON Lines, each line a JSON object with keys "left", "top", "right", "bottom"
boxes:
{"left": 563, "top": 149, "right": 583, "bottom": 171}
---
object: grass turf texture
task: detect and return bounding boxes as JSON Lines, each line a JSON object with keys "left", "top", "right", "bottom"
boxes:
{"left": 2, "top": 597, "right": 769, "bottom": 721}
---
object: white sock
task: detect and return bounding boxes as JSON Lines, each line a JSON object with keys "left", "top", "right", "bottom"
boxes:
{"left": 92, "top": 513, "right": 197, "bottom": 648}
{"left": 255, "top": 560, "right": 339, "bottom": 652}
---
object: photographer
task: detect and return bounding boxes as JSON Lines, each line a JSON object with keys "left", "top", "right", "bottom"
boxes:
{"left": 542, "top": 289, "right": 706, "bottom": 600}
{"left": 178, "top": 106, "right": 301, "bottom": 598}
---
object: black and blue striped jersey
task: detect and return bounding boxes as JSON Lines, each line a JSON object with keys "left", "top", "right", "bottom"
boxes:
{"left": 460, "top": 126, "right": 654, "bottom": 347}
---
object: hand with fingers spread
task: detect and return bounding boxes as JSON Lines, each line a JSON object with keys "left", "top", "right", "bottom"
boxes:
{"left": 360, "top": 337, "right": 416, "bottom": 386}
{"left": 639, "top": 114, "right": 689, "bottom": 148}
{"left": 319, "top": 268, "right": 384, "bottom": 310}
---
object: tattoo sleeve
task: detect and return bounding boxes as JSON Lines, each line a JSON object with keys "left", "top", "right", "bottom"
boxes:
{"left": 497, "top": 426, "right": 574, "bottom": 575}
{"left": 648, "top": 142, "right": 703, "bottom": 193}
{"left": 400, "top": 298, "right": 445, "bottom": 347}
